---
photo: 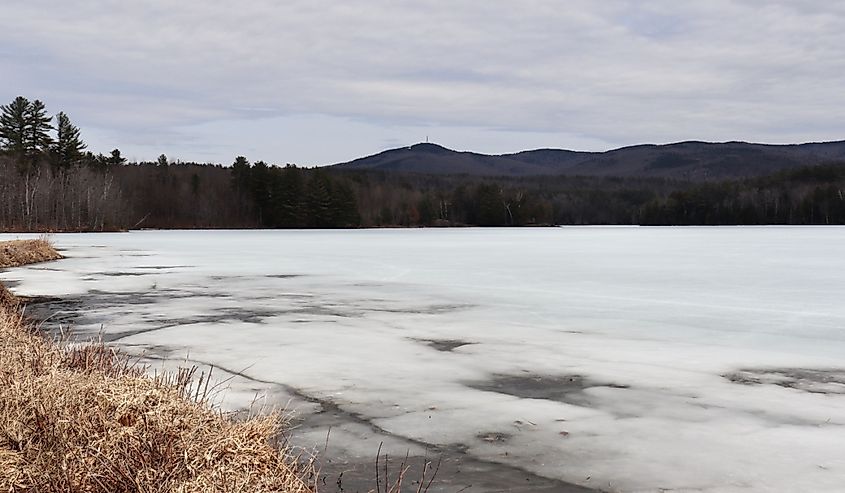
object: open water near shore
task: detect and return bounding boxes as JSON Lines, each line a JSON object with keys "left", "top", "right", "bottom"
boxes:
{"left": 2, "top": 227, "right": 845, "bottom": 492}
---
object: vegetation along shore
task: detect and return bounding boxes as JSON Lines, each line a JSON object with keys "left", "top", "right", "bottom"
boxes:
{"left": 0, "top": 239, "right": 316, "bottom": 492}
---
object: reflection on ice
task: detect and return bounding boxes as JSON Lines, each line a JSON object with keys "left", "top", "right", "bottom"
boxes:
{"left": 2, "top": 227, "right": 845, "bottom": 492}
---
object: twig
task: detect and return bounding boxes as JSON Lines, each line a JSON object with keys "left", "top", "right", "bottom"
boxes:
{"left": 375, "top": 441, "right": 383, "bottom": 493}
{"left": 324, "top": 425, "right": 332, "bottom": 455}
{"left": 424, "top": 457, "right": 441, "bottom": 492}
{"left": 131, "top": 212, "right": 151, "bottom": 229}
{"left": 384, "top": 449, "right": 390, "bottom": 492}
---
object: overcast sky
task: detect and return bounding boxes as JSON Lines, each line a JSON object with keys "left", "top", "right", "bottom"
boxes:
{"left": 2, "top": 1, "right": 843, "bottom": 165}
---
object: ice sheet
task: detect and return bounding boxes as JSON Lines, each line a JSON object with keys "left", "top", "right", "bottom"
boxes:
{"left": 3, "top": 227, "right": 845, "bottom": 491}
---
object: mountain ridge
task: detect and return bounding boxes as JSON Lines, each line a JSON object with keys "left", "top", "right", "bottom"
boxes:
{"left": 331, "top": 140, "right": 845, "bottom": 180}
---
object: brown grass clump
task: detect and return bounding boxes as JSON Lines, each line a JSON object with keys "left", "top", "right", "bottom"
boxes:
{"left": 0, "top": 304, "right": 316, "bottom": 492}
{"left": 0, "top": 238, "right": 63, "bottom": 269}
{"left": 0, "top": 282, "right": 15, "bottom": 308}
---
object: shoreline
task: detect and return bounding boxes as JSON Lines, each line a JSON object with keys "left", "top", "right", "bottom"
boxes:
{"left": 19, "top": 276, "right": 597, "bottom": 493}
{"left": 141, "top": 352, "right": 596, "bottom": 493}
{"left": 4, "top": 236, "right": 599, "bottom": 493}
{"left": 0, "top": 239, "right": 316, "bottom": 492}
{"left": 0, "top": 238, "right": 63, "bottom": 269}
{"left": 5, "top": 223, "right": 845, "bottom": 238}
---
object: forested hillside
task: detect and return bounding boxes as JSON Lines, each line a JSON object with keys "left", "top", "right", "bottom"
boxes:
{"left": 2, "top": 96, "right": 844, "bottom": 231}
{"left": 334, "top": 141, "right": 845, "bottom": 180}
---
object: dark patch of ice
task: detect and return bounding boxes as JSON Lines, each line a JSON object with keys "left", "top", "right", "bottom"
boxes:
{"left": 369, "top": 303, "right": 475, "bottom": 315}
{"left": 135, "top": 265, "right": 194, "bottom": 270}
{"left": 96, "top": 272, "right": 153, "bottom": 277}
{"left": 477, "top": 431, "right": 512, "bottom": 443}
{"left": 467, "top": 373, "right": 629, "bottom": 407}
{"left": 416, "top": 338, "right": 475, "bottom": 352}
{"left": 725, "top": 368, "right": 845, "bottom": 395}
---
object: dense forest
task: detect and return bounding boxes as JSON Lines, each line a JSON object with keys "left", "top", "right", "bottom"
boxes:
{"left": 1, "top": 96, "right": 844, "bottom": 231}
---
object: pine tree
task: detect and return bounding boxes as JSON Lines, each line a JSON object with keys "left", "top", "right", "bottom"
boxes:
{"left": 474, "top": 184, "right": 507, "bottom": 226}
{"left": 0, "top": 96, "right": 54, "bottom": 168}
{"left": 231, "top": 156, "right": 251, "bottom": 193}
{"left": 329, "top": 181, "right": 360, "bottom": 227}
{"left": 305, "top": 171, "right": 333, "bottom": 227}
{"left": 107, "top": 148, "right": 126, "bottom": 166}
{"left": 53, "top": 111, "right": 86, "bottom": 171}
{"left": 251, "top": 161, "right": 272, "bottom": 225}
{"left": 25, "top": 99, "right": 53, "bottom": 154}
{"left": 0, "top": 96, "right": 30, "bottom": 156}
{"left": 273, "top": 164, "right": 304, "bottom": 227}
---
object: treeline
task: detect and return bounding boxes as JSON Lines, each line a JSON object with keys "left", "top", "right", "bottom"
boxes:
{"left": 0, "top": 96, "right": 359, "bottom": 230}
{"left": 2, "top": 95, "right": 844, "bottom": 231}
{"left": 339, "top": 164, "right": 845, "bottom": 226}
{"left": 231, "top": 158, "right": 359, "bottom": 228}
{"left": 0, "top": 152, "right": 250, "bottom": 231}
{"left": 640, "top": 164, "right": 845, "bottom": 225}
{"left": 340, "top": 172, "right": 677, "bottom": 226}
{"left": 0, "top": 96, "right": 246, "bottom": 231}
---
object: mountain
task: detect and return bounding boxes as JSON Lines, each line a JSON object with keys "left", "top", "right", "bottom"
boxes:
{"left": 331, "top": 140, "right": 845, "bottom": 180}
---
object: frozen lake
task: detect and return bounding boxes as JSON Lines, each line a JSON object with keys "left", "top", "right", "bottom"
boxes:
{"left": 2, "top": 228, "right": 845, "bottom": 492}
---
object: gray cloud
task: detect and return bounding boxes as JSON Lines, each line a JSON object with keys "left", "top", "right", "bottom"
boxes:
{"left": 1, "top": 0, "right": 843, "bottom": 164}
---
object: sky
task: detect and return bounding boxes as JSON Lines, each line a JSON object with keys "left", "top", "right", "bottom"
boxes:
{"left": 1, "top": 1, "right": 844, "bottom": 166}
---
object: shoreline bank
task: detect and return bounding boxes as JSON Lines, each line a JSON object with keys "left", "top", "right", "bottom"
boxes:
{"left": 3, "top": 237, "right": 597, "bottom": 493}
{"left": 0, "top": 239, "right": 315, "bottom": 493}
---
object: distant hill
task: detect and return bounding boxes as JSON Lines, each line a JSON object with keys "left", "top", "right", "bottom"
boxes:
{"left": 331, "top": 140, "right": 845, "bottom": 180}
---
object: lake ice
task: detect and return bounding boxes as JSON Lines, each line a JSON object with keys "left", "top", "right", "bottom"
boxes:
{"left": 2, "top": 228, "right": 845, "bottom": 492}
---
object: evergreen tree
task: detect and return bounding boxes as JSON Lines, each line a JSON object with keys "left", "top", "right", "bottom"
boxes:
{"left": 329, "top": 181, "right": 360, "bottom": 227}
{"left": 231, "top": 156, "right": 251, "bottom": 194}
{"left": 53, "top": 111, "right": 86, "bottom": 171}
{"left": 273, "top": 165, "right": 304, "bottom": 227}
{"left": 417, "top": 195, "right": 436, "bottom": 225}
{"left": 0, "top": 96, "right": 29, "bottom": 156}
{"left": 251, "top": 161, "right": 272, "bottom": 224}
{"left": 25, "top": 99, "right": 53, "bottom": 154}
{"left": 474, "top": 184, "right": 507, "bottom": 226}
{"left": 305, "top": 171, "right": 333, "bottom": 227}
{"left": 107, "top": 148, "right": 127, "bottom": 166}
{"left": 191, "top": 173, "right": 201, "bottom": 196}
{"left": 0, "top": 96, "right": 52, "bottom": 177}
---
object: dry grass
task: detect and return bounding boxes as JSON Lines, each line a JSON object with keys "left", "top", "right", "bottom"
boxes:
{"left": 0, "top": 240, "right": 317, "bottom": 492}
{"left": 0, "top": 305, "right": 317, "bottom": 492}
{"left": 0, "top": 238, "right": 63, "bottom": 269}
{"left": 0, "top": 282, "right": 15, "bottom": 308}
